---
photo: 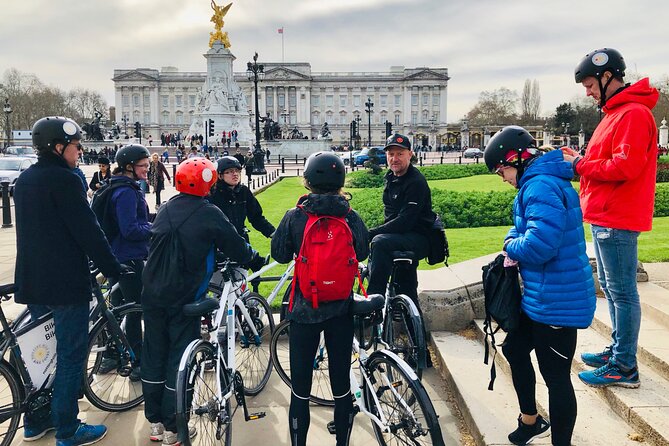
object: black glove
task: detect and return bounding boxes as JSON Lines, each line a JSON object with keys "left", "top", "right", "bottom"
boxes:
{"left": 247, "top": 252, "right": 268, "bottom": 272}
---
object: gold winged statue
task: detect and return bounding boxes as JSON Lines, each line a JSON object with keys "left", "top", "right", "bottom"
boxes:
{"left": 209, "top": 1, "right": 233, "bottom": 48}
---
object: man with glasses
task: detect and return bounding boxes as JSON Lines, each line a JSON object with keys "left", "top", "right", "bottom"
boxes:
{"left": 14, "top": 117, "right": 126, "bottom": 446}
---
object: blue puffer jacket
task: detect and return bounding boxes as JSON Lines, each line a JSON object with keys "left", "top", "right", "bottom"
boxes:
{"left": 504, "top": 150, "right": 595, "bottom": 328}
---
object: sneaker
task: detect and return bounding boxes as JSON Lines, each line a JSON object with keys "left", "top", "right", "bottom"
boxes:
{"left": 508, "top": 414, "right": 550, "bottom": 445}
{"left": 24, "top": 420, "right": 55, "bottom": 441}
{"left": 149, "top": 422, "right": 164, "bottom": 442}
{"left": 162, "top": 426, "right": 196, "bottom": 446}
{"left": 96, "top": 357, "right": 118, "bottom": 374}
{"left": 578, "top": 362, "right": 640, "bottom": 388}
{"left": 56, "top": 423, "right": 107, "bottom": 446}
{"left": 581, "top": 346, "right": 612, "bottom": 368}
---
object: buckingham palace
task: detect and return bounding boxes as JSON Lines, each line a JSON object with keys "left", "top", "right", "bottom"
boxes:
{"left": 112, "top": 63, "right": 450, "bottom": 147}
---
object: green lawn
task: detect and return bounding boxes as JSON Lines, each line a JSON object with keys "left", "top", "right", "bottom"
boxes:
{"left": 247, "top": 176, "right": 669, "bottom": 295}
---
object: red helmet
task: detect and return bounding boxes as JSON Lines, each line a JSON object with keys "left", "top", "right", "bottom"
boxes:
{"left": 175, "top": 158, "right": 218, "bottom": 197}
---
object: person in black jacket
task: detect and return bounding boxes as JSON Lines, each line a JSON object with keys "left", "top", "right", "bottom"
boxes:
{"left": 88, "top": 156, "right": 111, "bottom": 192}
{"left": 140, "top": 157, "right": 263, "bottom": 445}
{"left": 14, "top": 116, "right": 125, "bottom": 445}
{"left": 271, "top": 152, "right": 369, "bottom": 446}
{"left": 366, "top": 133, "right": 437, "bottom": 304}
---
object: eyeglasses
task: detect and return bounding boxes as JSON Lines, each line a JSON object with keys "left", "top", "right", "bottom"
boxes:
{"left": 134, "top": 163, "right": 150, "bottom": 169}
{"left": 223, "top": 169, "right": 241, "bottom": 175}
{"left": 495, "top": 165, "right": 507, "bottom": 176}
{"left": 69, "top": 142, "right": 83, "bottom": 151}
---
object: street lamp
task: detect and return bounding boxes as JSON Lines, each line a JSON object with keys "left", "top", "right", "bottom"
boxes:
{"left": 3, "top": 98, "right": 12, "bottom": 150}
{"left": 246, "top": 52, "right": 266, "bottom": 175}
{"left": 365, "top": 97, "right": 374, "bottom": 147}
{"left": 429, "top": 114, "right": 437, "bottom": 149}
{"left": 562, "top": 122, "right": 571, "bottom": 146}
{"left": 354, "top": 115, "right": 362, "bottom": 149}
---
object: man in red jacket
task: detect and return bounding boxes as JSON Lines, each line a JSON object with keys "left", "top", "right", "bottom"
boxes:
{"left": 564, "top": 48, "right": 658, "bottom": 388}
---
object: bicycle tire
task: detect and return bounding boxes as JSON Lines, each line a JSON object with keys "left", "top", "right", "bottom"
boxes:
{"left": 382, "top": 295, "right": 426, "bottom": 379}
{"left": 175, "top": 341, "right": 232, "bottom": 446}
{"left": 365, "top": 350, "right": 444, "bottom": 446}
{"left": 236, "top": 292, "right": 274, "bottom": 396}
{"left": 0, "top": 360, "right": 24, "bottom": 446}
{"left": 269, "top": 319, "right": 335, "bottom": 407}
{"left": 83, "top": 305, "right": 144, "bottom": 412}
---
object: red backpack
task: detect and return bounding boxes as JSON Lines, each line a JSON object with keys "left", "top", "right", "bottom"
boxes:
{"left": 290, "top": 205, "right": 365, "bottom": 311}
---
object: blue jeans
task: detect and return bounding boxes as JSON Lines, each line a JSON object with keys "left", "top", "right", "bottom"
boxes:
{"left": 591, "top": 225, "right": 641, "bottom": 371}
{"left": 29, "top": 304, "right": 89, "bottom": 439}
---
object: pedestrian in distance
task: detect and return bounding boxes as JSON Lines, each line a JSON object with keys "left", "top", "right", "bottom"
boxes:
{"left": 562, "top": 47, "right": 659, "bottom": 389}
{"left": 484, "top": 125, "right": 595, "bottom": 446}
{"left": 245, "top": 149, "right": 255, "bottom": 185}
{"left": 14, "top": 116, "right": 128, "bottom": 446}
{"left": 140, "top": 157, "right": 264, "bottom": 445}
{"left": 149, "top": 153, "right": 172, "bottom": 209}
{"left": 271, "top": 152, "right": 369, "bottom": 446}
{"left": 89, "top": 156, "right": 112, "bottom": 192}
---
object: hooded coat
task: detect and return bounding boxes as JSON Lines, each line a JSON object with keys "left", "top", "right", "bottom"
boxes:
{"left": 575, "top": 78, "right": 659, "bottom": 232}
{"left": 505, "top": 150, "right": 596, "bottom": 328}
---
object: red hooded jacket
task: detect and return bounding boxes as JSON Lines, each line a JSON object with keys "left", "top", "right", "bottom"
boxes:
{"left": 575, "top": 78, "right": 658, "bottom": 232}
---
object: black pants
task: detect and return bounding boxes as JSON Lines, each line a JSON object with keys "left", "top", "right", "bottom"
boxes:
{"left": 502, "top": 312, "right": 578, "bottom": 446}
{"left": 110, "top": 258, "right": 144, "bottom": 359}
{"left": 367, "top": 232, "right": 429, "bottom": 302}
{"left": 289, "top": 314, "right": 354, "bottom": 446}
{"left": 141, "top": 305, "right": 200, "bottom": 432}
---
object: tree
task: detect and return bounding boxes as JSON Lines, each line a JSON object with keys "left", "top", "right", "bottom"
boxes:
{"left": 465, "top": 87, "right": 518, "bottom": 126}
{"left": 520, "top": 79, "right": 541, "bottom": 123}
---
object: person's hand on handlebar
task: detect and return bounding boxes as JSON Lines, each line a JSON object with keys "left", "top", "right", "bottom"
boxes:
{"left": 246, "top": 252, "right": 269, "bottom": 272}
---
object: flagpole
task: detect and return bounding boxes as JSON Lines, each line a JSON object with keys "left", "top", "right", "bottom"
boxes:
{"left": 281, "top": 28, "right": 285, "bottom": 63}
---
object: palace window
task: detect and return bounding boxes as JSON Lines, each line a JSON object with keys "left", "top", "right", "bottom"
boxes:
{"left": 394, "top": 95, "right": 401, "bottom": 107}
{"left": 161, "top": 95, "right": 168, "bottom": 108}
{"left": 353, "top": 95, "right": 361, "bottom": 107}
{"left": 394, "top": 113, "right": 401, "bottom": 126}
{"left": 411, "top": 94, "right": 418, "bottom": 106}
{"left": 175, "top": 95, "right": 183, "bottom": 107}
{"left": 312, "top": 95, "right": 320, "bottom": 107}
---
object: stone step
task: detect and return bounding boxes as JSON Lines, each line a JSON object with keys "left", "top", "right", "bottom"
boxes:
{"left": 431, "top": 329, "right": 641, "bottom": 445}
{"left": 575, "top": 326, "right": 669, "bottom": 446}
{"left": 638, "top": 282, "right": 669, "bottom": 330}
{"left": 590, "top": 295, "right": 669, "bottom": 382}
{"left": 470, "top": 321, "right": 643, "bottom": 445}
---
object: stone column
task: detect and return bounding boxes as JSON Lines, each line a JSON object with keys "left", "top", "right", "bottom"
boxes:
{"left": 439, "top": 85, "right": 448, "bottom": 124}
{"left": 660, "top": 118, "right": 668, "bottom": 147}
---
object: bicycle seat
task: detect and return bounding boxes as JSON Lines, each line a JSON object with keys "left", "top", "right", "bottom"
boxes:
{"left": 391, "top": 251, "right": 415, "bottom": 264}
{"left": 350, "top": 293, "right": 385, "bottom": 315}
{"left": 183, "top": 298, "right": 219, "bottom": 317}
{"left": 0, "top": 283, "right": 16, "bottom": 299}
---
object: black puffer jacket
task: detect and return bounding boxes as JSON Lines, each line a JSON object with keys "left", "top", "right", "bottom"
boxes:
{"left": 271, "top": 194, "right": 369, "bottom": 324}
{"left": 369, "top": 164, "right": 436, "bottom": 238}
{"left": 208, "top": 182, "right": 275, "bottom": 241}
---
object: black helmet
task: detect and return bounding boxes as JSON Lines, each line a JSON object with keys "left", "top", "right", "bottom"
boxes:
{"left": 217, "top": 156, "right": 242, "bottom": 172}
{"left": 116, "top": 144, "right": 150, "bottom": 169}
{"left": 304, "top": 151, "right": 345, "bottom": 191}
{"left": 483, "top": 126, "right": 537, "bottom": 172}
{"left": 98, "top": 157, "right": 110, "bottom": 165}
{"left": 32, "top": 116, "right": 82, "bottom": 151}
{"left": 384, "top": 133, "right": 411, "bottom": 151}
{"left": 574, "top": 48, "right": 626, "bottom": 83}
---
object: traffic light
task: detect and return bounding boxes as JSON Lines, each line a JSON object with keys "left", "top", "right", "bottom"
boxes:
{"left": 133, "top": 121, "right": 141, "bottom": 138}
{"left": 208, "top": 119, "right": 215, "bottom": 137}
{"left": 385, "top": 121, "right": 393, "bottom": 138}
{"left": 351, "top": 120, "right": 358, "bottom": 138}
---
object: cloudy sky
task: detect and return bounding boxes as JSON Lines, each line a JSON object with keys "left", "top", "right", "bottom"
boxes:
{"left": 1, "top": 0, "right": 668, "bottom": 122}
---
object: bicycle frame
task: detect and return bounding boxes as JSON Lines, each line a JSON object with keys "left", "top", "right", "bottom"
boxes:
{"left": 246, "top": 260, "right": 294, "bottom": 307}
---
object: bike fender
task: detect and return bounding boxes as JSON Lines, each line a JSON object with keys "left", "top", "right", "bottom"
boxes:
{"left": 371, "top": 349, "right": 420, "bottom": 382}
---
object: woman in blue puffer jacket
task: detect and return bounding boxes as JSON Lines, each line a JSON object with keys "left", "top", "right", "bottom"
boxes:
{"left": 483, "top": 126, "right": 595, "bottom": 446}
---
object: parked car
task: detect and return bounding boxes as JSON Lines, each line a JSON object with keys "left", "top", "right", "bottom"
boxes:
{"left": 4, "top": 146, "right": 37, "bottom": 158}
{"left": 354, "top": 147, "right": 387, "bottom": 166}
{"left": 337, "top": 150, "right": 361, "bottom": 166}
{"left": 463, "top": 148, "right": 483, "bottom": 159}
{"left": 0, "top": 157, "right": 38, "bottom": 195}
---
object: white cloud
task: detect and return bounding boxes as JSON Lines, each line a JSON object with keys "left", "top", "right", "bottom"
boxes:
{"left": 1, "top": 0, "right": 668, "bottom": 122}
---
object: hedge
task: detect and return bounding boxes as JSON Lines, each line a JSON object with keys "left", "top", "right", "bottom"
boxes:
{"left": 658, "top": 158, "right": 669, "bottom": 182}
{"left": 349, "top": 182, "right": 669, "bottom": 230}
{"left": 345, "top": 163, "right": 490, "bottom": 189}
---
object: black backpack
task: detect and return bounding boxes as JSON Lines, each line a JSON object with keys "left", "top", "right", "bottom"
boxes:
{"left": 481, "top": 253, "right": 522, "bottom": 390}
{"left": 90, "top": 179, "right": 134, "bottom": 240}
{"left": 142, "top": 204, "right": 204, "bottom": 303}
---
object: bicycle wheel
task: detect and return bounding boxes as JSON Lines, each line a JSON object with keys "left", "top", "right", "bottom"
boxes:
{"left": 0, "top": 361, "right": 23, "bottom": 446}
{"left": 236, "top": 292, "right": 274, "bottom": 396}
{"left": 176, "top": 341, "right": 232, "bottom": 446}
{"left": 383, "top": 295, "right": 426, "bottom": 379}
{"left": 269, "top": 319, "right": 335, "bottom": 407}
{"left": 83, "top": 305, "right": 144, "bottom": 411}
{"left": 365, "top": 351, "right": 444, "bottom": 446}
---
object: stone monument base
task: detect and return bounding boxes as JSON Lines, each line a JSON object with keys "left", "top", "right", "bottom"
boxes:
{"left": 262, "top": 139, "right": 332, "bottom": 159}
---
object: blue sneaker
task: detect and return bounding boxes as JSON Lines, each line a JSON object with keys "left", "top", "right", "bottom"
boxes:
{"left": 56, "top": 424, "right": 107, "bottom": 446}
{"left": 24, "top": 419, "right": 55, "bottom": 441}
{"left": 581, "top": 346, "right": 612, "bottom": 367}
{"left": 578, "top": 362, "right": 640, "bottom": 388}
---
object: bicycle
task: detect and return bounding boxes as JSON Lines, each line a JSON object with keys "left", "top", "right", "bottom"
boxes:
{"left": 174, "top": 259, "right": 273, "bottom": 445}
{"left": 271, "top": 253, "right": 428, "bottom": 406}
{"left": 270, "top": 293, "right": 445, "bottom": 445}
{"left": 0, "top": 274, "right": 142, "bottom": 446}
